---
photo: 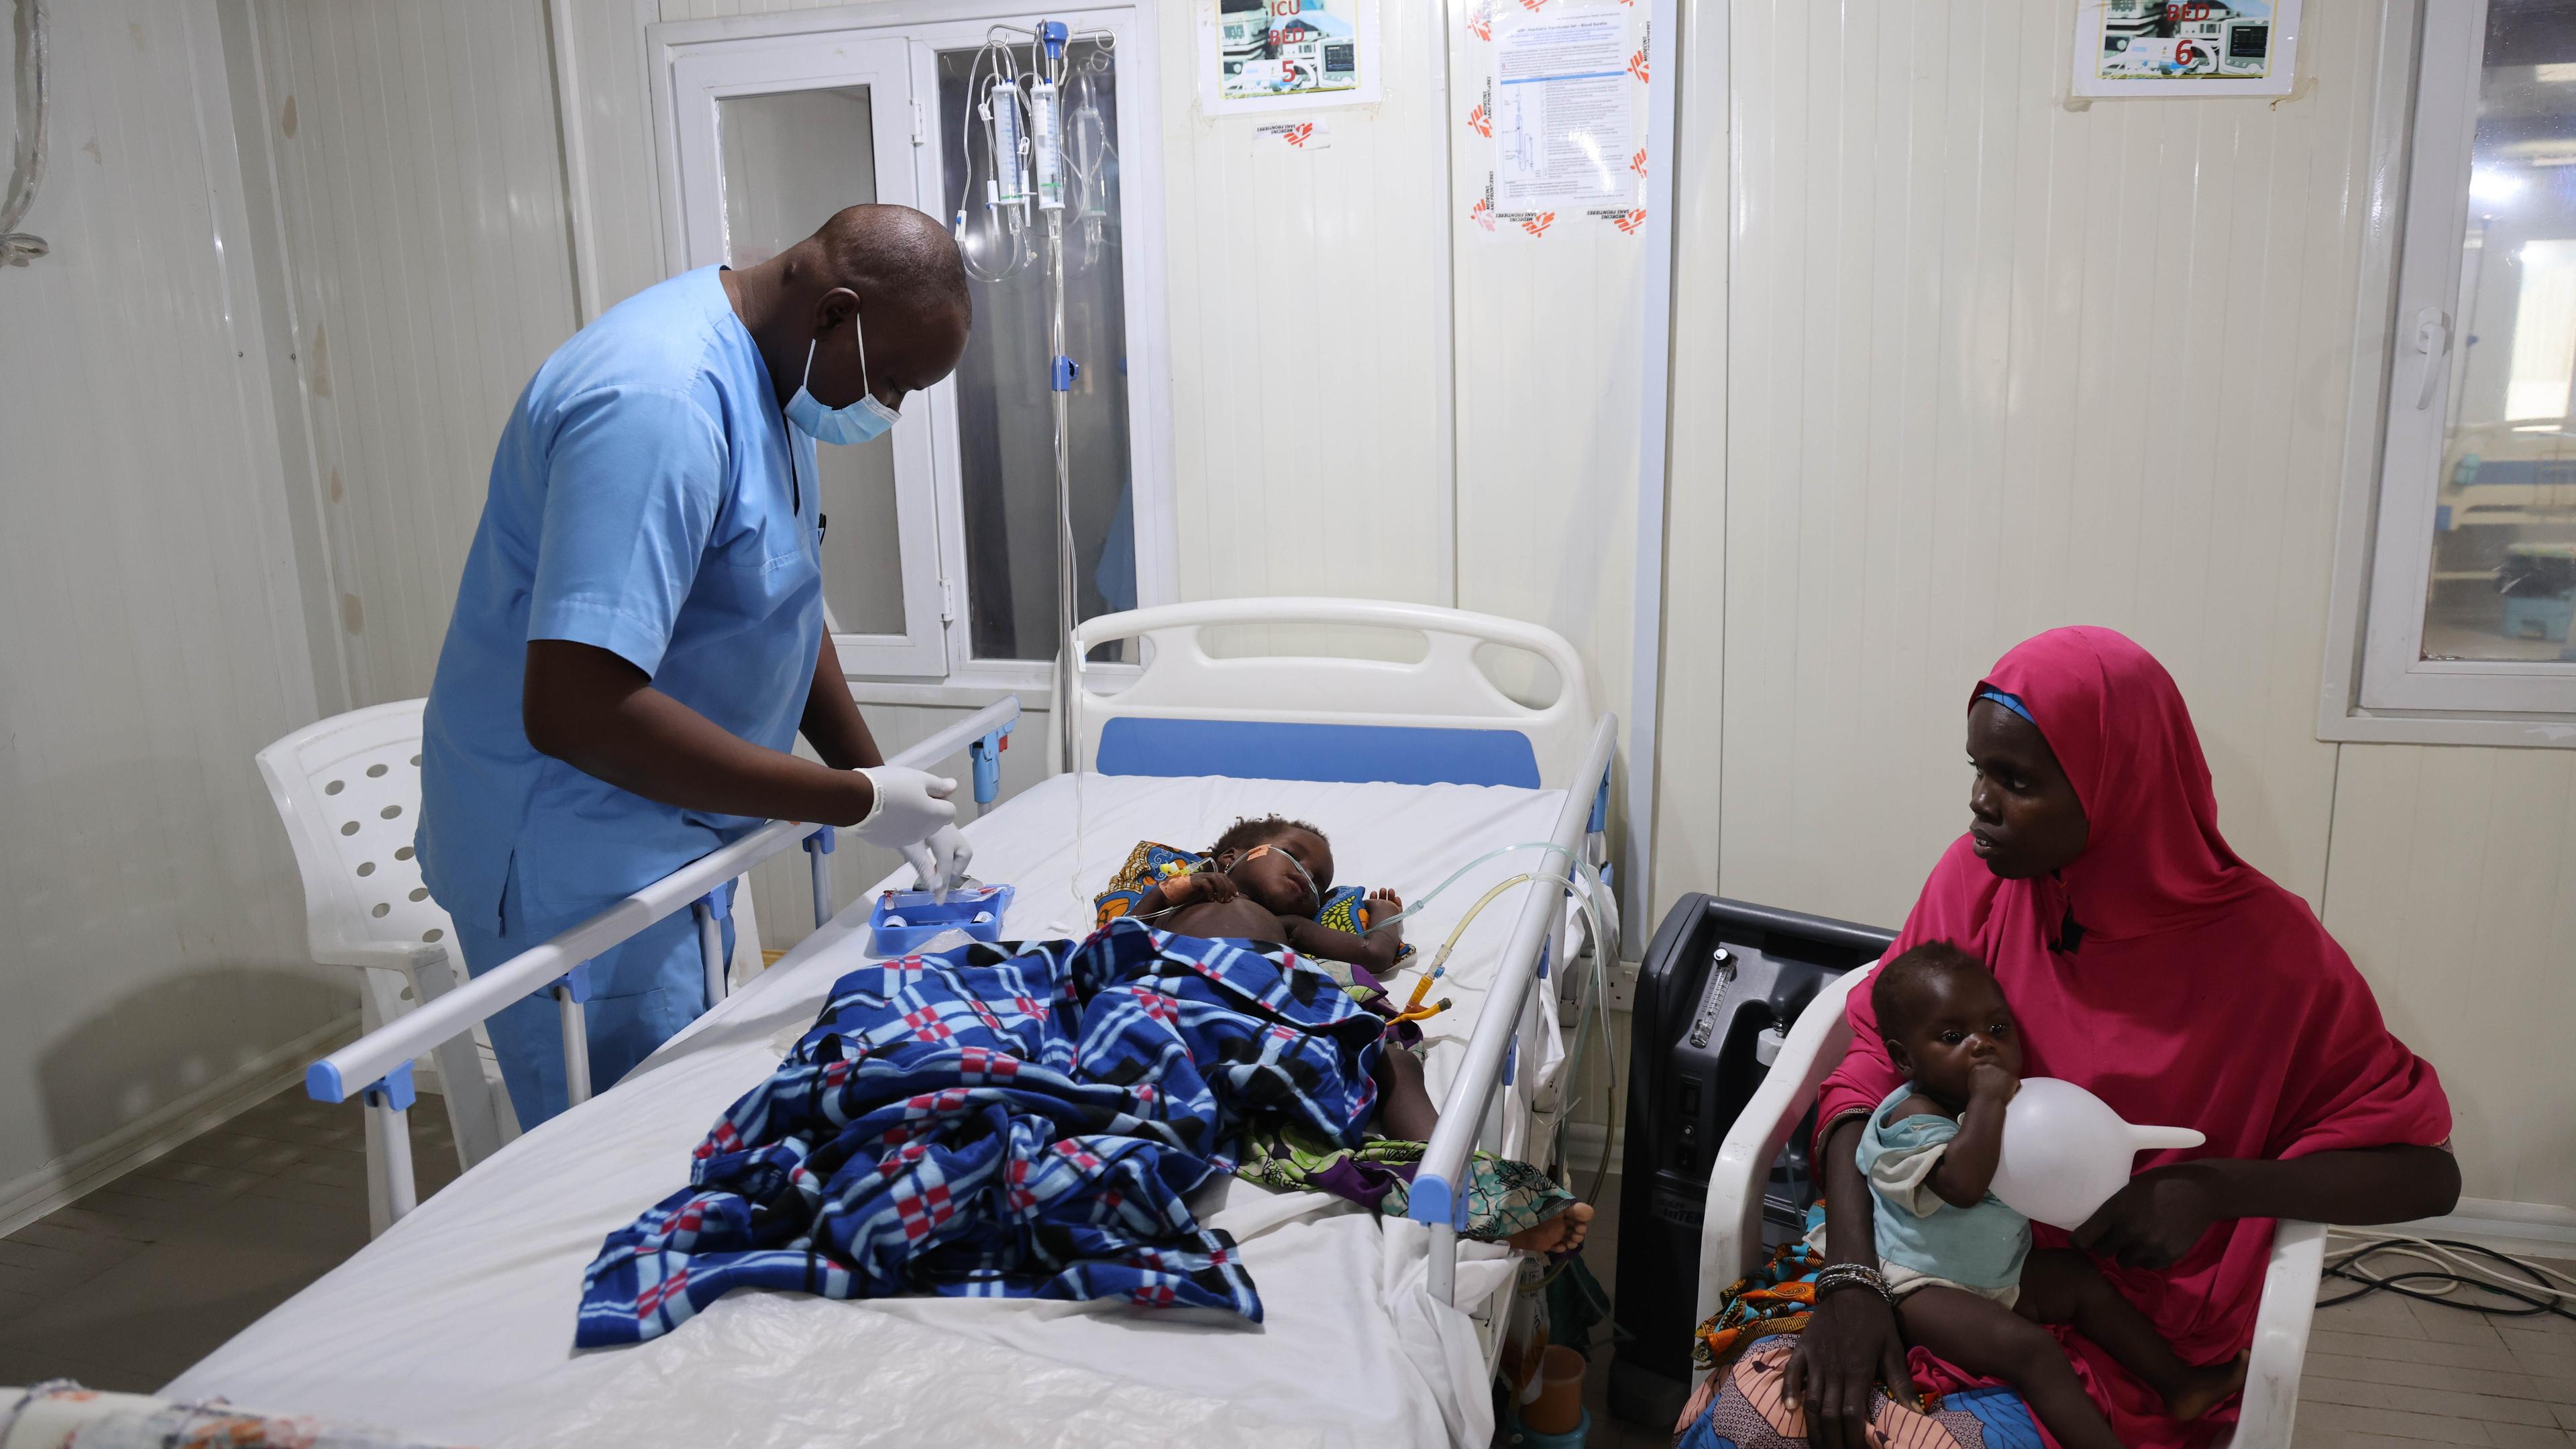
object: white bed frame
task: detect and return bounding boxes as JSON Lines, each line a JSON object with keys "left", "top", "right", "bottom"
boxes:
{"left": 1070, "top": 599, "right": 1617, "bottom": 1311}
{"left": 299, "top": 701, "right": 1023, "bottom": 1220}
{"left": 1699, "top": 967, "right": 2328, "bottom": 1447}
{"left": 300, "top": 598, "right": 1615, "bottom": 1326}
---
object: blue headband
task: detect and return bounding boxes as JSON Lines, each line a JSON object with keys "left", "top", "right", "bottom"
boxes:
{"left": 1976, "top": 688, "right": 2034, "bottom": 724}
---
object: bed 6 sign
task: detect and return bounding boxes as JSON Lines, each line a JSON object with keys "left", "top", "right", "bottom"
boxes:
{"left": 1462, "top": 0, "right": 1650, "bottom": 240}
{"left": 2070, "top": 0, "right": 2303, "bottom": 99}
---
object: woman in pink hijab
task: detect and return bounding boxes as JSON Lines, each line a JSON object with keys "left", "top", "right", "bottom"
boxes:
{"left": 1784, "top": 628, "right": 2457, "bottom": 1449}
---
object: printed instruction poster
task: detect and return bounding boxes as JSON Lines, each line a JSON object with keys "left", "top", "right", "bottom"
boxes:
{"left": 2070, "top": 0, "right": 2301, "bottom": 98}
{"left": 1203, "top": 0, "right": 1381, "bottom": 113}
{"left": 1495, "top": 10, "right": 1635, "bottom": 211}
{"left": 1462, "top": 1, "right": 1648, "bottom": 238}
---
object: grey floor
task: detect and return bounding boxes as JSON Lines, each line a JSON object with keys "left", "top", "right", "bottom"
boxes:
{"left": 2294, "top": 1281, "right": 2576, "bottom": 1448}
{"left": 3, "top": 1104, "right": 2571, "bottom": 1448}
{"left": 0, "top": 1088, "right": 460, "bottom": 1390}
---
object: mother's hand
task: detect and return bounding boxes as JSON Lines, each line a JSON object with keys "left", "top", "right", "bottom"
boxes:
{"left": 1782, "top": 1289, "right": 1917, "bottom": 1449}
{"left": 2072, "top": 1164, "right": 2220, "bottom": 1269}
{"left": 2074, "top": 1145, "right": 2462, "bottom": 1270}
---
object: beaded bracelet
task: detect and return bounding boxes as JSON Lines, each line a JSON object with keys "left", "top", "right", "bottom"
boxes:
{"left": 1812, "top": 1262, "right": 1898, "bottom": 1314}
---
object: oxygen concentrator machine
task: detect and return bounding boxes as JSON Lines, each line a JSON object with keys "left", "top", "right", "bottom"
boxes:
{"left": 1607, "top": 895, "right": 1896, "bottom": 1429}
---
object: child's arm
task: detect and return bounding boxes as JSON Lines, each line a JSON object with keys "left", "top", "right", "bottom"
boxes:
{"left": 1134, "top": 870, "right": 1236, "bottom": 917}
{"left": 1923, "top": 1065, "right": 2019, "bottom": 1209}
{"left": 1279, "top": 914, "right": 1403, "bottom": 974}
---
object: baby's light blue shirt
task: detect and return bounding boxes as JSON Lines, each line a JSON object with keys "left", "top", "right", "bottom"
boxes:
{"left": 1859, "top": 1082, "right": 2031, "bottom": 1291}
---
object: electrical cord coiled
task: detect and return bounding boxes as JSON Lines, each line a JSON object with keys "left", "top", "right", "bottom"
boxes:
{"left": 2318, "top": 1231, "right": 2576, "bottom": 1324}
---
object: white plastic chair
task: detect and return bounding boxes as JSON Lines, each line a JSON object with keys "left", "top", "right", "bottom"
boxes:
{"left": 258, "top": 700, "right": 765, "bottom": 1232}
{"left": 1699, "top": 964, "right": 2324, "bottom": 1448}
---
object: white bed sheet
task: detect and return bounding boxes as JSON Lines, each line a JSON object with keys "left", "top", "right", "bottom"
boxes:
{"left": 167, "top": 773, "right": 1579, "bottom": 1449}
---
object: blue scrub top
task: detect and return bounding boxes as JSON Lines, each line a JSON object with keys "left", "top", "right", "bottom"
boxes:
{"left": 418, "top": 266, "right": 823, "bottom": 940}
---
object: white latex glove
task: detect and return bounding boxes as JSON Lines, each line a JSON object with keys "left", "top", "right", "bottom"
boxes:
{"left": 855, "top": 766, "right": 958, "bottom": 861}
{"left": 900, "top": 822, "right": 973, "bottom": 902}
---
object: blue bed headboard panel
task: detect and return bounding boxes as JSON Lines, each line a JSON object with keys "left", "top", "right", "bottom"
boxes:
{"left": 1095, "top": 718, "right": 1543, "bottom": 788}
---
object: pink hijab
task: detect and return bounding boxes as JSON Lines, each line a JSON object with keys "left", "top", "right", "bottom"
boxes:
{"left": 1815, "top": 627, "right": 2451, "bottom": 1447}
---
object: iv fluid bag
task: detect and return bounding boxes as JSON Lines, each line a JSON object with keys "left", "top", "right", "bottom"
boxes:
{"left": 1031, "top": 80, "right": 1065, "bottom": 212}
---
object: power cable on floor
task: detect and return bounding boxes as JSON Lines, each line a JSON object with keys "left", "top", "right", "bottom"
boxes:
{"left": 2317, "top": 1231, "right": 2576, "bottom": 1325}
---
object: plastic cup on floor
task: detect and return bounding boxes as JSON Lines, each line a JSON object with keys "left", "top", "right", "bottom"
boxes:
{"left": 1524, "top": 1344, "right": 1586, "bottom": 1436}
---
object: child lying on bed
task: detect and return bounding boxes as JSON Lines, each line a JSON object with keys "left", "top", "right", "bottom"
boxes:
{"left": 1111, "top": 815, "right": 1594, "bottom": 1256}
{"left": 1858, "top": 943, "right": 2245, "bottom": 1449}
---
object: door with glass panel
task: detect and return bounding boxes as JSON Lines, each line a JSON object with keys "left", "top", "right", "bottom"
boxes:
{"left": 2364, "top": 1, "right": 2576, "bottom": 711}
{"left": 667, "top": 38, "right": 949, "bottom": 676}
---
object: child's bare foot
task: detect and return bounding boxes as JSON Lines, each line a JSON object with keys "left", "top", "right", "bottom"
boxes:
{"left": 1506, "top": 1201, "right": 1593, "bottom": 1255}
{"left": 2165, "top": 1351, "right": 2248, "bottom": 1421}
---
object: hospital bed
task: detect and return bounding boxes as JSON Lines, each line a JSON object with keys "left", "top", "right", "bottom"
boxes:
{"left": 1699, "top": 966, "right": 2328, "bottom": 1448}
{"left": 167, "top": 599, "right": 1617, "bottom": 1449}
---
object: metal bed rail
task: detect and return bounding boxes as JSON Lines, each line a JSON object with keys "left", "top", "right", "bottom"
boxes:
{"left": 305, "top": 697, "right": 1021, "bottom": 1224}
{"left": 1408, "top": 712, "right": 1618, "bottom": 1305}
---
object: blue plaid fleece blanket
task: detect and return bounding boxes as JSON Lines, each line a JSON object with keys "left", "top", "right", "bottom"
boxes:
{"left": 574, "top": 918, "right": 1387, "bottom": 1346}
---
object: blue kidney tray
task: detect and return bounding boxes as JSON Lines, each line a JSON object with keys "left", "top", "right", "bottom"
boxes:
{"left": 866, "top": 883, "right": 1014, "bottom": 957}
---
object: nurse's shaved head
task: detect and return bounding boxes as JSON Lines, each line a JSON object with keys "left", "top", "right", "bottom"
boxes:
{"left": 806, "top": 203, "right": 972, "bottom": 328}
{"left": 727, "top": 203, "right": 973, "bottom": 415}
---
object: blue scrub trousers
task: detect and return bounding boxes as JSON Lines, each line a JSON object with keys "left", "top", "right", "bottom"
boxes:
{"left": 451, "top": 907, "right": 731, "bottom": 1128}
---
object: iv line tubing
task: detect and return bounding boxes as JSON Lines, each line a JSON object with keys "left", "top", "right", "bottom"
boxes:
{"left": 1362, "top": 841, "right": 1584, "bottom": 936}
{"left": 1392, "top": 860, "right": 1615, "bottom": 1214}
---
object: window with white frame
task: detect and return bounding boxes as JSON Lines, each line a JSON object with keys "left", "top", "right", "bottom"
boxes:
{"left": 2359, "top": 1, "right": 2576, "bottom": 718}
{"left": 653, "top": 9, "right": 1166, "bottom": 689}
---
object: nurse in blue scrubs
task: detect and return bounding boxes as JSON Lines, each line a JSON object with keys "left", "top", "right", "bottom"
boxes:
{"left": 417, "top": 205, "right": 974, "bottom": 1128}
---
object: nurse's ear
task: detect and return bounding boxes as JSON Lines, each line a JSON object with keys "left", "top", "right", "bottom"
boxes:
{"left": 810, "top": 285, "right": 861, "bottom": 339}
{"left": 801, "top": 286, "right": 868, "bottom": 407}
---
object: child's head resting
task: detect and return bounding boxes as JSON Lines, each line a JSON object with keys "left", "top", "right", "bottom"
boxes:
{"left": 1872, "top": 940, "right": 2024, "bottom": 1110}
{"left": 1206, "top": 814, "right": 1334, "bottom": 916}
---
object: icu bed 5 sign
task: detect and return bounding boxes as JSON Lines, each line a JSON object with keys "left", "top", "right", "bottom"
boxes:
{"left": 1201, "top": 0, "right": 1381, "bottom": 114}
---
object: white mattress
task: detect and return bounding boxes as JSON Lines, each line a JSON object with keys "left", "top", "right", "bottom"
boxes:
{"left": 167, "top": 773, "right": 1578, "bottom": 1449}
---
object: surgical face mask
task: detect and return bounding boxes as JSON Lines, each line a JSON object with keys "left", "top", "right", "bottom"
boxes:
{"left": 783, "top": 312, "right": 900, "bottom": 446}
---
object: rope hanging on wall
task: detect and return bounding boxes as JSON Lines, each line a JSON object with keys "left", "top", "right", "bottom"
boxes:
{"left": 2, "top": 0, "right": 49, "bottom": 268}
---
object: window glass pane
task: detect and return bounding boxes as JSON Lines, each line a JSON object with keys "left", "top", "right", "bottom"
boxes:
{"left": 937, "top": 42, "right": 1134, "bottom": 662}
{"left": 716, "top": 87, "right": 906, "bottom": 639}
{"left": 2422, "top": 5, "right": 2576, "bottom": 662}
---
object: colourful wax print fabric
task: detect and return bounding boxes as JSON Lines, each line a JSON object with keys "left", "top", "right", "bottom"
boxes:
{"left": 1677, "top": 1337, "right": 2044, "bottom": 1449}
{"left": 575, "top": 920, "right": 1384, "bottom": 1345}
{"left": 1232, "top": 1114, "right": 1577, "bottom": 1243}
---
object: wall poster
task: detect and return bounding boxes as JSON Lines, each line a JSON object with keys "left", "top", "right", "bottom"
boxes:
{"left": 1462, "top": 1, "right": 1649, "bottom": 239}
{"left": 1201, "top": 0, "right": 1382, "bottom": 114}
{"left": 2070, "top": 0, "right": 2302, "bottom": 98}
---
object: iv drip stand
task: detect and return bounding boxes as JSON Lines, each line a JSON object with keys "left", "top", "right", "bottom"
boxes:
{"left": 1040, "top": 21, "right": 1081, "bottom": 774}
{"left": 1050, "top": 204, "right": 1077, "bottom": 768}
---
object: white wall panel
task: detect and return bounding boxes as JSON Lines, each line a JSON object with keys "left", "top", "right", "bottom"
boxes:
{"left": 2323, "top": 745, "right": 2576, "bottom": 1208}
{"left": 1646, "top": 0, "right": 1727, "bottom": 913}
{"left": 0, "top": 1, "right": 338, "bottom": 1195}
{"left": 1675, "top": 0, "right": 2374, "bottom": 932}
{"left": 1155, "top": 0, "right": 1453, "bottom": 610}
{"left": 556, "top": 0, "right": 667, "bottom": 318}
{"left": 240, "top": 0, "right": 582, "bottom": 705}
{"left": 1447, "top": 1, "right": 1648, "bottom": 826}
